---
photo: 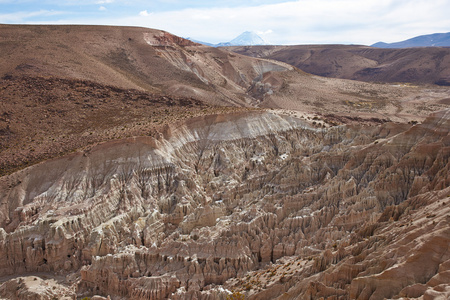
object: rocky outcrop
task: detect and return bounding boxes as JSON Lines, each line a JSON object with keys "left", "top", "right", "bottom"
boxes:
{"left": 0, "top": 276, "right": 76, "bottom": 300}
{"left": 0, "top": 109, "right": 449, "bottom": 299}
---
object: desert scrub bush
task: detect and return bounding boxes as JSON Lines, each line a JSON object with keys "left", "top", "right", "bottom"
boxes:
{"left": 227, "top": 291, "right": 245, "bottom": 300}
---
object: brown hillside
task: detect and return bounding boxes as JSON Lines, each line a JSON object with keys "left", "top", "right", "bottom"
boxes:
{"left": 2, "top": 24, "right": 448, "bottom": 120}
{"left": 0, "top": 24, "right": 292, "bottom": 107}
{"left": 226, "top": 44, "right": 450, "bottom": 85}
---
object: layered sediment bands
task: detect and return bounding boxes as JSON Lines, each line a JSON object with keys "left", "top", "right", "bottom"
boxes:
{"left": 0, "top": 109, "right": 449, "bottom": 299}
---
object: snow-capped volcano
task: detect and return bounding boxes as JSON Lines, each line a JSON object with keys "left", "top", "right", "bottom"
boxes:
{"left": 188, "top": 31, "right": 269, "bottom": 47}
{"left": 227, "top": 31, "right": 267, "bottom": 46}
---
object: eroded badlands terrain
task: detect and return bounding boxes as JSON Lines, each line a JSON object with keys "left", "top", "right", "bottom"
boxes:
{"left": 1, "top": 110, "right": 449, "bottom": 299}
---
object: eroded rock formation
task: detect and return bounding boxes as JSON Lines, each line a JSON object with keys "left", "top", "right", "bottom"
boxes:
{"left": 0, "top": 109, "right": 449, "bottom": 299}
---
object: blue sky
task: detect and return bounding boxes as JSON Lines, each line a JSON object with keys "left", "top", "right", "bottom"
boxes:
{"left": 1, "top": 0, "right": 449, "bottom": 45}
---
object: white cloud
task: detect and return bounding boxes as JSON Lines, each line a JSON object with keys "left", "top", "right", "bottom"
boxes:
{"left": 130, "top": 0, "right": 449, "bottom": 45}
{"left": 96, "top": 0, "right": 114, "bottom": 3}
{"left": 99, "top": 6, "right": 107, "bottom": 11}
{"left": 0, "top": 9, "right": 64, "bottom": 23}
{"left": 257, "top": 30, "right": 273, "bottom": 35}
{"left": 14, "top": 0, "right": 450, "bottom": 45}
{"left": 139, "top": 10, "right": 150, "bottom": 17}
{"left": 192, "top": 13, "right": 211, "bottom": 20}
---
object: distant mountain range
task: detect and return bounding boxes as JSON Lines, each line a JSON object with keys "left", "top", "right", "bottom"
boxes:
{"left": 372, "top": 32, "right": 450, "bottom": 48}
{"left": 192, "top": 31, "right": 450, "bottom": 49}
{"left": 188, "top": 31, "right": 268, "bottom": 47}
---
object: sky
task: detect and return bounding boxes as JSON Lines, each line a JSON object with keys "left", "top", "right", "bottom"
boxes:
{"left": 1, "top": 0, "right": 449, "bottom": 45}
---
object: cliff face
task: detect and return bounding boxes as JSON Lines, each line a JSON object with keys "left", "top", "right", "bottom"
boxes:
{"left": 0, "top": 110, "right": 449, "bottom": 299}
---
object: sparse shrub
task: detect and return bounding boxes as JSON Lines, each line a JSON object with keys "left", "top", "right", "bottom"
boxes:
{"left": 227, "top": 291, "right": 245, "bottom": 300}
